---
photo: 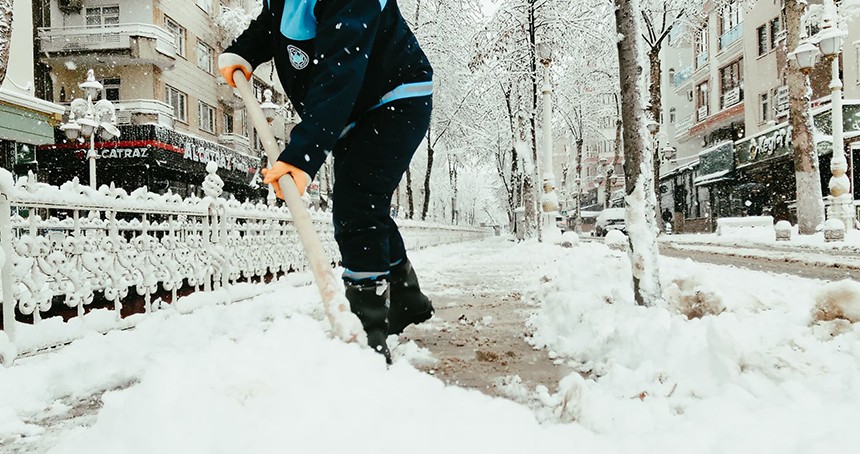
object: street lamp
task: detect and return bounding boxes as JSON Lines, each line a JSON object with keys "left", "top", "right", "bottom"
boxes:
{"left": 260, "top": 89, "right": 279, "bottom": 123}
{"left": 60, "top": 69, "right": 119, "bottom": 189}
{"left": 791, "top": 0, "right": 853, "bottom": 235}
{"left": 537, "top": 41, "right": 559, "bottom": 237}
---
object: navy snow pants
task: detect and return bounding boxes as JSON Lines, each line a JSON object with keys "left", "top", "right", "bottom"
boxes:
{"left": 332, "top": 95, "right": 432, "bottom": 280}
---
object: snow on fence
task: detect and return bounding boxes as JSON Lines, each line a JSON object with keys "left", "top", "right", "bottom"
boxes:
{"left": 0, "top": 164, "right": 488, "bottom": 361}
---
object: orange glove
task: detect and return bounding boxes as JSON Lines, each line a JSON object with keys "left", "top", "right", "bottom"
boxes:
{"left": 218, "top": 53, "right": 253, "bottom": 88}
{"left": 262, "top": 161, "right": 309, "bottom": 198}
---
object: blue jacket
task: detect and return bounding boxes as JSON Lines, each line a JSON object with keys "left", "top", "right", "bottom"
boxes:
{"left": 225, "top": 0, "right": 433, "bottom": 178}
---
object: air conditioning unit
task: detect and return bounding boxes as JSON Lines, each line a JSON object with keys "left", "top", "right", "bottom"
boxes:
{"left": 59, "top": 0, "right": 84, "bottom": 14}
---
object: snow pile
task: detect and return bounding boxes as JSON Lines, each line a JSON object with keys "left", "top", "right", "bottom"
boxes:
{"left": 663, "top": 274, "right": 725, "bottom": 319}
{"left": 812, "top": 280, "right": 860, "bottom": 323}
{"left": 529, "top": 242, "right": 860, "bottom": 450}
{"left": 604, "top": 229, "right": 627, "bottom": 251}
{"left": 555, "top": 231, "right": 579, "bottom": 248}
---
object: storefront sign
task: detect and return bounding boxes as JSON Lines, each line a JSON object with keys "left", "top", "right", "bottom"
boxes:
{"left": 775, "top": 86, "right": 789, "bottom": 118}
{"left": 723, "top": 88, "right": 740, "bottom": 107}
{"left": 99, "top": 147, "right": 149, "bottom": 159}
{"left": 735, "top": 124, "right": 792, "bottom": 167}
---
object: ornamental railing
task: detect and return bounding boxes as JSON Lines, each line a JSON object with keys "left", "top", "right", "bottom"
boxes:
{"left": 0, "top": 164, "right": 489, "bottom": 361}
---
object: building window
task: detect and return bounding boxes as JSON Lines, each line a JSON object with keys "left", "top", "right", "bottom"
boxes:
{"left": 719, "top": 1, "right": 743, "bottom": 50}
{"left": 165, "top": 85, "right": 187, "bottom": 123}
{"left": 757, "top": 25, "right": 767, "bottom": 56}
{"left": 759, "top": 92, "right": 770, "bottom": 124}
{"left": 695, "top": 26, "right": 708, "bottom": 69}
{"left": 197, "top": 41, "right": 214, "bottom": 74}
{"left": 769, "top": 17, "right": 782, "bottom": 50}
{"left": 199, "top": 101, "right": 216, "bottom": 133}
{"left": 196, "top": 0, "right": 212, "bottom": 14}
{"left": 240, "top": 109, "right": 249, "bottom": 137}
{"left": 223, "top": 112, "right": 234, "bottom": 134}
{"left": 164, "top": 16, "right": 186, "bottom": 58}
{"left": 719, "top": 59, "right": 744, "bottom": 109}
{"left": 103, "top": 78, "right": 120, "bottom": 101}
{"left": 86, "top": 5, "right": 120, "bottom": 27}
{"left": 669, "top": 108, "right": 676, "bottom": 124}
{"left": 696, "top": 81, "right": 709, "bottom": 122}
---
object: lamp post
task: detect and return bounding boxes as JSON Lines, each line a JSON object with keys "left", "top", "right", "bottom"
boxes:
{"left": 59, "top": 69, "right": 120, "bottom": 189}
{"left": 259, "top": 88, "right": 282, "bottom": 205}
{"left": 791, "top": 0, "right": 852, "bottom": 236}
{"left": 537, "top": 41, "right": 560, "bottom": 237}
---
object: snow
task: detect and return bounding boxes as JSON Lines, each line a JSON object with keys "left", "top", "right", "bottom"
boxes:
{"left": 3, "top": 238, "right": 860, "bottom": 452}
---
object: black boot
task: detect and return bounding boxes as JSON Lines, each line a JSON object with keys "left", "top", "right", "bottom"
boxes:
{"left": 345, "top": 279, "right": 392, "bottom": 364}
{"left": 388, "top": 259, "right": 434, "bottom": 335}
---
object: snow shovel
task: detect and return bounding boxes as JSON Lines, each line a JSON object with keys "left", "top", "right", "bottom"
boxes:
{"left": 232, "top": 70, "right": 365, "bottom": 344}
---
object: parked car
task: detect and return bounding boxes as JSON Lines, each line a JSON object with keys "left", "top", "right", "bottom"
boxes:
{"left": 594, "top": 208, "right": 626, "bottom": 237}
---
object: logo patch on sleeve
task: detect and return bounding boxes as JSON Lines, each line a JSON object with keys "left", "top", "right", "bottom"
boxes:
{"left": 287, "top": 45, "right": 310, "bottom": 70}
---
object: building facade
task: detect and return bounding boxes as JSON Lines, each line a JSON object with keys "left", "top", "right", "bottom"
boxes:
{"left": 660, "top": 0, "right": 858, "bottom": 233}
{"left": 33, "top": 0, "right": 294, "bottom": 200}
{"left": 0, "top": 0, "right": 65, "bottom": 176}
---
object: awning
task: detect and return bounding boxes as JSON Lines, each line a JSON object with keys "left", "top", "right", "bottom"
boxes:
{"left": 694, "top": 169, "right": 732, "bottom": 186}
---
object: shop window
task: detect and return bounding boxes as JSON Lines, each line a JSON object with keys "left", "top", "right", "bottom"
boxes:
{"left": 165, "top": 15, "right": 186, "bottom": 58}
{"left": 719, "top": 59, "right": 743, "bottom": 109}
{"left": 197, "top": 41, "right": 214, "bottom": 74}
{"left": 86, "top": 5, "right": 119, "bottom": 27}
{"left": 165, "top": 85, "right": 187, "bottom": 123}
{"left": 198, "top": 101, "right": 216, "bottom": 133}
{"left": 102, "top": 78, "right": 120, "bottom": 101}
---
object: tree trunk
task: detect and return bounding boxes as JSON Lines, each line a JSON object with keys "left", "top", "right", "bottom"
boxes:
{"left": 449, "top": 158, "right": 458, "bottom": 223}
{"left": 527, "top": 0, "right": 540, "bottom": 240}
{"left": 648, "top": 50, "right": 663, "bottom": 221}
{"left": 615, "top": 0, "right": 661, "bottom": 307}
{"left": 421, "top": 127, "right": 434, "bottom": 220}
{"left": 786, "top": 0, "right": 825, "bottom": 234}
{"left": 406, "top": 168, "right": 414, "bottom": 219}
{"left": 0, "top": 0, "right": 13, "bottom": 87}
{"left": 574, "top": 137, "right": 583, "bottom": 230}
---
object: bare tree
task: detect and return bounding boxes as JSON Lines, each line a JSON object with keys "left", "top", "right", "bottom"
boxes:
{"left": 615, "top": 0, "right": 662, "bottom": 306}
{"left": 0, "top": 0, "right": 13, "bottom": 87}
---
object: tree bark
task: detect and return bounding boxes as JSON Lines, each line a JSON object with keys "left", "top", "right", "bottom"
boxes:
{"left": 648, "top": 49, "right": 663, "bottom": 221}
{"left": 786, "top": 0, "right": 825, "bottom": 234}
{"left": 0, "top": 1, "right": 13, "bottom": 87}
{"left": 527, "top": 0, "right": 539, "bottom": 239}
{"left": 406, "top": 168, "right": 415, "bottom": 219}
{"left": 615, "top": 0, "right": 661, "bottom": 307}
{"left": 421, "top": 126, "right": 434, "bottom": 220}
{"left": 574, "top": 137, "right": 583, "bottom": 230}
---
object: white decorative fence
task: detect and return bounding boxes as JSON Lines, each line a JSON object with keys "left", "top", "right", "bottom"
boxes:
{"left": 0, "top": 165, "right": 488, "bottom": 361}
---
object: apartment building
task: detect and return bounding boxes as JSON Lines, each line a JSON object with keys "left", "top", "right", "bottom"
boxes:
{"left": 0, "top": 0, "right": 64, "bottom": 176}
{"left": 579, "top": 93, "right": 624, "bottom": 211}
{"left": 33, "top": 0, "right": 292, "bottom": 199}
{"left": 660, "top": 0, "right": 858, "bottom": 233}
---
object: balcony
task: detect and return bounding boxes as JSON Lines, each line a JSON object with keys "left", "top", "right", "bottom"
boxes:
{"left": 114, "top": 99, "right": 175, "bottom": 127}
{"left": 696, "top": 52, "right": 708, "bottom": 70}
{"left": 673, "top": 65, "right": 692, "bottom": 87}
{"left": 38, "top": 23, "right": 177, "bottom": 70}
{"left": 719, "top": 23, "right": 743, "bottom": 50}
{"left": 219, "top": 133, "right": 252, "bottom": 154}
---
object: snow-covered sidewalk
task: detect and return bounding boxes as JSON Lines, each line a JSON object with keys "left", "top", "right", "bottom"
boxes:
{"left": 1, "top": 237, "right": 859, "bottom": 453}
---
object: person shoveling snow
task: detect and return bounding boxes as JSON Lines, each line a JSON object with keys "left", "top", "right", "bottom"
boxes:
{"left": 218, "top": 0, "right": 435, "bottom": 363}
